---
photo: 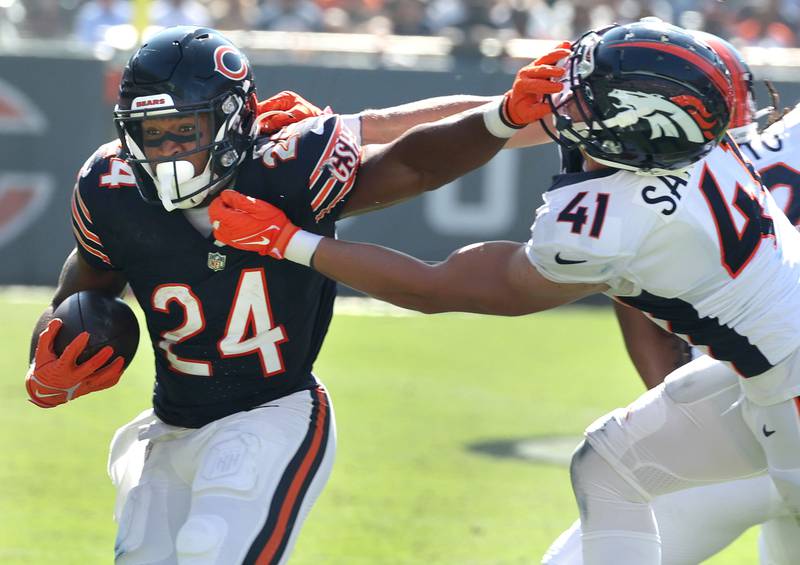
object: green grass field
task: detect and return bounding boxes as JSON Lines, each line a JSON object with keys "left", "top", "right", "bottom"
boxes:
{"left": 0, "top": 290, "right": 756, "bottom": 564}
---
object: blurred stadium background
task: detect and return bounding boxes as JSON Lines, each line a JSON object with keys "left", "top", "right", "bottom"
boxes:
{"left": 2, "top": 0, "right": 799, "bottom": 563}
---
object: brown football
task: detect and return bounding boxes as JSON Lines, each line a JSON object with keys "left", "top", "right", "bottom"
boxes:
{"left": 52, "top": 290, "right": 140, "bottom": 368}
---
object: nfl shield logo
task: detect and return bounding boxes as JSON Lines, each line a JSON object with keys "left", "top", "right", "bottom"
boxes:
{"left": 207, "top": 252, "right": 226, "bottom": 271}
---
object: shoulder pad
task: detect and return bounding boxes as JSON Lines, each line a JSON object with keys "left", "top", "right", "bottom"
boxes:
{"left": 250, "top": 114, "right": 361, "bottom": 225}
{"left": 528, "top": 171, "right": 651, "bottom": 286}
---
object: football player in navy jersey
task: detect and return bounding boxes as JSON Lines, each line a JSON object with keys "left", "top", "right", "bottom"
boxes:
{"left": 24, "top": 25, "right": 570, "bottom": 565}
{"left": 212, "top": 21, "right": 800, "bottom": 564}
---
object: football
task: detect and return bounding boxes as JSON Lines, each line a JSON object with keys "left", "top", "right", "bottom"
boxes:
{"left": 52, "top": 290, "right": 140, "bottom": 368}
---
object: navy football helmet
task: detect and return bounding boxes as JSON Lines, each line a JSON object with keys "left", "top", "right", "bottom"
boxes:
{"left": 114, "top": 27, "right": 258, "bottom": 211}
{"left": 543, "top": 21, "right": 733, "bottom": 175}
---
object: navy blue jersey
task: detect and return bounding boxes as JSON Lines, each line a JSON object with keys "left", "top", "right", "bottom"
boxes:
{"left": 71, "top": 115, "right": 361, "bottom": 427}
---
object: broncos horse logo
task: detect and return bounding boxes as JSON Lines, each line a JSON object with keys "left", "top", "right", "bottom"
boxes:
{"left": 604, "top": 89, "right": 719, "bottom": 143}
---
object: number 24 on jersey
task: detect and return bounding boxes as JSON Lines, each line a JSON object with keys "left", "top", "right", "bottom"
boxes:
{"left": 152, "top": 269, "right": 287, "bottom": 377}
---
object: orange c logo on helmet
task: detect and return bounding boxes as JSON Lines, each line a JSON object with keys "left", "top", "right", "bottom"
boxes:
{"left": 213, "top": 46, "right": 248, "bottom": 81}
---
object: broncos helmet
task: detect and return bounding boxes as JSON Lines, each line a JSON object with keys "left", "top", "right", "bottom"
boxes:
{"left": 543, "top": 21, "right": 733, "bottom": 175}
{"left": 690, "top": 31, "right": 758, "bottom": 144}
{"left": 114, "top": 27, "right": 258, "bottom": 211}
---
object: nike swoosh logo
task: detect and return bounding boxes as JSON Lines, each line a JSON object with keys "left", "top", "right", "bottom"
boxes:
{"left": 241, "top": 236, "right": 272, "bottom": 246}
{"left": 235, "top": 225, "right": 280, "bottom": 246}
{"left": 33, "top": 391, "right": 62, "bottom": 398}
{"left": 555, "top": 252, "right": 587, "bottom": 265}
{"left": 762, "top": 424, "right": 776, "bottom": 437}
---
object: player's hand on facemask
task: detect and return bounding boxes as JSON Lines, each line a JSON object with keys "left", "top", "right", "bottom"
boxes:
{"left": 502, "top": 41, "right": 571, "bottom": 126}
{"left": 25, "top": 319, "right": 125, "bottom": 408}
{"left": 210, "top": 189, "right": 300, "bottom": 259}
{"left": 256, "top": 90, "right": 331, "bottom": 135}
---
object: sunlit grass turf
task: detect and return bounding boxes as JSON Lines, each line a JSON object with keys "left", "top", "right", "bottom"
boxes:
{"left": 1, "top": 290, "right": 755, "bottom": 564}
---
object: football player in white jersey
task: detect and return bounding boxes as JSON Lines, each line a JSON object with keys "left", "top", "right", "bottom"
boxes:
{"left": 204, "top": 19, "right": 800, "bottom": 564}
{"left": 543, "top": 31, "right": 800, "bottom": 565}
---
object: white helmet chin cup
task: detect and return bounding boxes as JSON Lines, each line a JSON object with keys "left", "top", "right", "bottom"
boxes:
{"left": 155, "top": 161, "right": 211, "bottom": 211}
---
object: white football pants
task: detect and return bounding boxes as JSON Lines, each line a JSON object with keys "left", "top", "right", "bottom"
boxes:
{"left": 572, "top": 355, "right": 800, "bottom": 565}
{"left": 542, "top": 474, "right": 800, "bottom": 564}
{"left": 108, "top": 386, "right": 336, "bottom": 565}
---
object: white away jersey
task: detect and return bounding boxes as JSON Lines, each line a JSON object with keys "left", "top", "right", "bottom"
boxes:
{"left": 527, "top": 137, "right": 800, "bottom": 404}
{"left": 739, "top": 104, "right": 800, "bottom": 227}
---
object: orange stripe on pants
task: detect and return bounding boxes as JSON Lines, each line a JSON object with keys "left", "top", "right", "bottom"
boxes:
{"left": 255, "top": 387, "right": 328, "bottom": 564}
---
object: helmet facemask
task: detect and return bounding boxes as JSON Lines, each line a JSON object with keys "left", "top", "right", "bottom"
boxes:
{"left": 115, "top": 90, "right": 254, "bottom": 211}
{"left": 541, "top": 32, "right": 669, "bottom": 175}
{"left": 540, "top": 33, "right": 622, "bottom": 155}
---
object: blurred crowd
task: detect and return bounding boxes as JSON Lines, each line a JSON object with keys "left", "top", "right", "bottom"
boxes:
{"left": 2, "top": 0, "right": 800, "bottom": 51}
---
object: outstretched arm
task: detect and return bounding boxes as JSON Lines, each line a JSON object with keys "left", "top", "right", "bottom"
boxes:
{"left": 340, "top": 106, "right": 508, "bottom": 217}
{"left": 257, "top": 92, "right": 550, "bottom": 151}
{"left": 209, "top": 192, "right": 605, "bottom": 315}
{"left": 340, "top": 43, "right": 570, "bottom": 217}
{"left": 355, "top": 95, "right": 549, "bottom": 148}
{"left": 311, "top": 238, "right": 604, "bottom": 315}
{"left": 255, "top": 45, "right": 568, "bottom": 219}
{"left": 358, "top": 95, "right": 496, "bottom": 144}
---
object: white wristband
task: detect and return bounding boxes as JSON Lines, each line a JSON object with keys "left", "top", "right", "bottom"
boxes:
{"left": 482, "top": 97, "right": 522, "bottom": 138}
{"left": 284, "top": 230, "right": 323, "bottom": 267}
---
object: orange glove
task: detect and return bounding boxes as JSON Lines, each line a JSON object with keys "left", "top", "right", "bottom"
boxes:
{"left": 210, "top": 189, "right": 300, "bottom": 259}
{"left": 256, "top": 90, "right": 331, "bottom": 134}
{"left": 26, "top": 319, "right": 125, "bottom": 408}
{"left": 503, "top": 41, "right": 572, "bottom": 126}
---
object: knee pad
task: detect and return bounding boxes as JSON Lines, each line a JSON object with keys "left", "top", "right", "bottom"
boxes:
{"left": 582, "top": 403, "right": 659, "bottom": 500}
{"left": 176, "top": 515, "right": 228, "bottom": 562}
{"left": 570, "top": 441, "right": 650, "bottom": 510}
{"left": 570, "top": 440, "right": 659, "bottom": 554}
